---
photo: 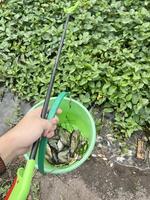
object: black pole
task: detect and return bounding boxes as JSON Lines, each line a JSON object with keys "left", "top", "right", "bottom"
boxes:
{"left": 29, "top": 14, "right": 70, "bottom": 160}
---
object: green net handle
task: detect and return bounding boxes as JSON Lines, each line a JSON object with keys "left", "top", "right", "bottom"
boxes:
{"left": 38, "top": 92, "right": 69, "bottom": 174}
{"left": 64, "top": 1, "right": 80, "bottom": 14}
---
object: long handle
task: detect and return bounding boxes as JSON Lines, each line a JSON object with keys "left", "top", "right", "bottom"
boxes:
{"left": 4, "top": 178, "right": 17, "bottom": 200}
{"left": 38, "top": 92, "right": 69, "bottom": 173}
{"left": 5, "top": 160, "right": 35, "bottom": 200}
{"left": 29, "top": 14, "right": 70, "bottom": 160}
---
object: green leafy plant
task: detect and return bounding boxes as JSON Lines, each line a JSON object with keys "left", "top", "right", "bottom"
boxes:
{"left": 0, "top": 0, "right": 149, "bottom": 137}
{"left": 0, "top": 181, "right": 11, "bottom": 199}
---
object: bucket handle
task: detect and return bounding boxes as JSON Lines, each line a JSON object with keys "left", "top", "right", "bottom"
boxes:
{"left": 38, "top": 92, "right": 69, "bottom": 174}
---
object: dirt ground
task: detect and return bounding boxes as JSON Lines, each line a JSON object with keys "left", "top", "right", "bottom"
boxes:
{"left": 1, "top": 157, "right": 150, "bottom": 200}
{"left": 38, "top": 158, "right": 150, "bottom": 200}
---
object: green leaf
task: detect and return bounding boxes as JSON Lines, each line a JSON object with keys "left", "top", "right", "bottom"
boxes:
{"left": 103, "top": 108, "right": 114, "bottom": 113}
{"left": 141, "top": 98, "right": 149, "bottom": 106}
{"left": 137, "top": 102, "right": 143, "bottom": 112}
{"left": 102, "top": 82, "right": 111, "bottom": 93}
{"left": 107, "top": 86, "right": 117, "bottom": 96}
{"left": 79, "top": 93, "right": 91, "bottom": 103}
{"left": 126, "top": 102, "right": 132, "bottom": 109}
{"left": 126, "top": 94, "right": 132, "bottom": 101}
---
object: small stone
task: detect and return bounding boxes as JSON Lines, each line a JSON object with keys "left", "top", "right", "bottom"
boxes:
{"left": 97, "top": 143, "right": 102, "bottom": 148}
{"left": 102, "top": 157, "right": 108, "bottom": 161}
{"left": 92, "top": 154, "right": 97, "bottom": 158}
{"left": 116, "top": 157, "right": 125, "bottom": 162}
{"left": 110, "top": 162, "right": 114, "bottom": 167}
{"left": 97, "top": 135, "right": 102, "bottom": 140}
{"left": 97, "top": 154, "right": 103, "bottom": 158}
{"left": 107, "top": 134, "right": 113, "bottom": 140}
{"left": 143, "top": 136, "right": 148, "bottom": 142}
{"left": 127, "top": 150, "right": 133, "bottom": 157}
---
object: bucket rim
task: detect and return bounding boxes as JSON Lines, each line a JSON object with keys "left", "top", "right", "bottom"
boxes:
{"left": 25, "top": 97, "right": 96, "bottom": 174}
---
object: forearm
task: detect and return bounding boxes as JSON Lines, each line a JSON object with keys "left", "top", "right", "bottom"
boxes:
{"left": 0, "top": 108, "right": 59, "bottom": 167}
{"left": 0, "top": 130, "right": 17, "bottom": 165}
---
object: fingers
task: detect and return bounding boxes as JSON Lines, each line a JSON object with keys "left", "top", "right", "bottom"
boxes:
{"left": 51, "top": 117, "right": 58, "bottom": 124}
{"left": 42, "top": 118, "right": 57, "bottom": 129}
{"left": 56, "top": 108, "right": 62, "bottom": 115}
{"left": 29, "top": 107, "right": 62, "bottom": 139}
{"left": 43, "top": 130, "right": 55, "bottom": 138}
{"left": 41, "top": 117, "right": 58, "bottom": 137}
{"left": 30, "top": 107, "right": 62, "bottom": 117}
{"left": 46, "top": 131, "right": 55, "bottom": 138}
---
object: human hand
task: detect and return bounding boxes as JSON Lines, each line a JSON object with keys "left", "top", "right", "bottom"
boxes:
{"left": 0, "top": 108, "right": 61, "bottom": 165}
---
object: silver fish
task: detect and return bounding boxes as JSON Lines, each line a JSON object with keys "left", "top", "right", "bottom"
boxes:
{"left": 70, "top": 130, "right": 80, "bottom": 156}
{"left": 59, "top": 129, "right": 70, "bottom": 146}
{"left": 57, "top": 150, "right": 70, "bottom": 164}
{"left": 57, "top": 140, "right": 64, "bottom": 152}
{"left": 46, "top": 127, "right": 88, "bottom": 166}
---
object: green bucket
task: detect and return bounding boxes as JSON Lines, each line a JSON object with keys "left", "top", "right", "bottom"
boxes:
{"left": 25, "top": 97, "right": 96, "bottom": 174}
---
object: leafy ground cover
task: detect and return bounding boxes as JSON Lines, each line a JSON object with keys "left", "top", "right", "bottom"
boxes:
{"left": 0, "top": 0, "right": 150, "bottom": 137}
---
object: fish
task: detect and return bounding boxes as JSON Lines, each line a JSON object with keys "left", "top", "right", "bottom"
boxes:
{"left": 57, "top": 140, "right": 64, "bottom": 151}
{"left": 59, "top": 128, "right": 70, "bottom": 146}
{"left": 45, "top": 127, "right": 88, "bottom": 166}
{"left": 70, "top": 130, "right": 80, "bottom": 157}
{"left": 57, "top": 150, "right": 70, "bottom": 164}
